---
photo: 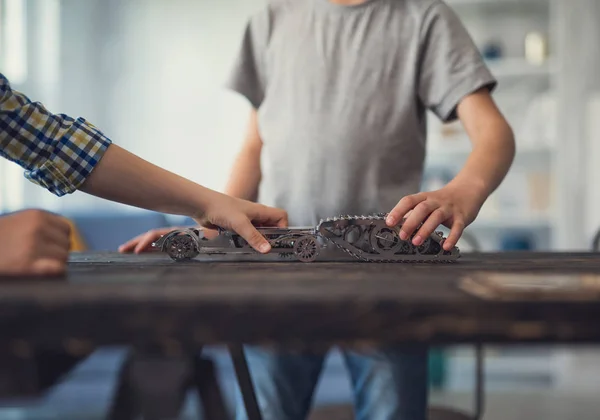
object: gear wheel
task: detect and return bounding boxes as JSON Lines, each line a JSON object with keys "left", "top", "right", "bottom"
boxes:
{"left": 294, "top": 235, "right": 319, "bottom": 262}
{"left": 416, "top": 237, "right": 442, "bottom": 255}
{"left": 343, "top": 225, "right": 363, "bottom": 245}
{"left": 369, "top": 226, "right": 402, "bottom": 256}
{"left": 165, "top": 233, "right": 199, "bottom": 261}
{"left": 316, "top": 213, "right": 460, "bottom": 262}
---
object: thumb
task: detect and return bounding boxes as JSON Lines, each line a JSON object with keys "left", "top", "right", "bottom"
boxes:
{"left": 233, "top": 218, "right": 271, "bottom": 254}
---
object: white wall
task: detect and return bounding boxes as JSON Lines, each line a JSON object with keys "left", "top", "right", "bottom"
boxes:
{"left": 107, "top": 0, "right": 264, "bottom": 191}
{"left": 79, "top": 0, "right": 265, "bottom": 213}
{"left": 581, "top": 2, "right": 600, "bottom": 245}
{"left": 584, "top": 94, "right": 600, "bottom": 245}
{"left": 552, "top": 0, "right": 600, "bottom": 250}
{"left": 3, "top": 0, "right": 264, "bottom": 214}
{"left": 61, "top": 0, "right": 267, "bottom": 213}
{"left": 23, "top": 0, "right": 115, "bottom": 212}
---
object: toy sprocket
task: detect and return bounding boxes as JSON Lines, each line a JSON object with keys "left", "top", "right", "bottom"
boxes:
{"left": 153, "top": 213, "right": 460, "bottom": 263}
{"left": 315, "top": 213, "right": 458, "bottom": 262}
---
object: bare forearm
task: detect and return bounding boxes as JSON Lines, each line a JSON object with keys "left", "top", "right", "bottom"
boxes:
{"left": 224, "top": 109, "right": 263, "bottom": 201}
{"left": 449, "top": 90, "right": 516, "bottom": 204}
{"left": 79, "top": 144, "right": 214, "bottom": 219}
{"left": 450, "top": 118, "right": 515, "bottom": 203}
{"left": 224, "top": 149, "right": 262, "bottom": 201}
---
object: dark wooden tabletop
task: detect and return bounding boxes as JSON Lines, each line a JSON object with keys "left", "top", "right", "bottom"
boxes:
{"left": 1, "top": 251, "right": 600, "bottom": 354}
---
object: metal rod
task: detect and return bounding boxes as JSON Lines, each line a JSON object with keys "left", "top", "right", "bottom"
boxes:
{"left": 194, "top": 355, "right": 230, "bottom": 420}
{"left": 106, "top": 352, "right": 138, "bottom": 420}
{"left": 474, "top": 343, "right": 485, "bottom": 420}
{"left": 229, "top": 345, "right": 263, "bottom": 420}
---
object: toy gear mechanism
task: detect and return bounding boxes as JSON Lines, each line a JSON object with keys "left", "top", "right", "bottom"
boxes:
{"left": 153, "top": 213, "right": 460, "bottom": 263}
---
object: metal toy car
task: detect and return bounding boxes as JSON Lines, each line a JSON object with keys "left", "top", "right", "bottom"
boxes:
{"left": 153, "top": 213, "right": 460, "bottom": 263}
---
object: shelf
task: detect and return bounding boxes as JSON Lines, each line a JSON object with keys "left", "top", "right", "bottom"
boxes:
{"left": 469, "top": 214, "right": 552, "bottom": 229}
{"left": 446, "top": 351, "right": 555, "bottom": 391}
{"left": 486, "top": 57, "right": 557, "bottom": 78}
{"left": 426, "top": 141, "right": 553, "bottom": 157}
{"left": 447, "top": 0, "right": 549, "bottom": 7}
{"left": 431, "top": 212, "right": 553, "bottom": 231}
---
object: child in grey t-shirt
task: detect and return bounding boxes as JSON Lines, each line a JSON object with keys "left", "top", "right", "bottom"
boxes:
{"left": 224, "top": 0, "right": 515, "bottom": 419}
{"left": 237, "top": 0, "right": 514, "bottom": 418}
{"left": 116, "top": 1, "right": 512, "bottom": 417}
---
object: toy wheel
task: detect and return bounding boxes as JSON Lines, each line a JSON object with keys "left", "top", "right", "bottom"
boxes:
{"left": 165, "top": 233, "right": 199, "bottom": 261}
{"left": 397, "top": 240, "right": 415, "bottom": 255}
{"left": 294, "top": 235, "right": 319, "bottom": 263}
{"left": 343, "top": 225, "right": 363, "bottom": 245}
{"left": 369, "top": 226, "right": 401, "bottom": 256}
{"left": 416, "top": 237, "right": 442, "bottom": 255}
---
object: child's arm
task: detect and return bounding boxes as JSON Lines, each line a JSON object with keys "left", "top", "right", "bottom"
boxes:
{"left": 0, "top": 72, "right": 287, "bottom": 254}
{"left": 387, "top": 88, "right": 515, "bottom": 250}
{"left": 118, "top": 109, "right": 265, "bottom": 254}
{"left": 447, "top": 88, "right": 515, "bottom": 204}
{"left": 223, "top": 109, "right": 264, "bottom": 201}
{"left": 80, "top": 143, "right": 287, "bottom": 254}
{"left": 385, "top": 1, "right": 516, "bottom": 251}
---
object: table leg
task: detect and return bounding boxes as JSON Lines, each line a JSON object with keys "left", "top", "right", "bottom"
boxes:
{"left": 194, "top": 354, "right": 230, "bottom": 419}
{"left": 106, "top": 353, "right": 138, "bottom": 420}
{"left": 229, "top": 345, "right": 263, "bottom": 420}
{"left": 107, "top": 351, "right": 193, "bottom": 420}
{"left": 0, "top": 348, "right": 88, "bottom": 398}
{"left": 34, "top": 350, "right": 89, "bottom": 392}
{"left": 474, "top": 343, "right": 485, "bottom": 420}
{"left": 107, "top": 349, "right": 231, "bottom": 420}
{"left": 0, "top": 351, "right": 39, "bottom": 398}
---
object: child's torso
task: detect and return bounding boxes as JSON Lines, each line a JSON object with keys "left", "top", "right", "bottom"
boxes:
{"left": 257, "top": 0, "right": 430, "bottom": 226}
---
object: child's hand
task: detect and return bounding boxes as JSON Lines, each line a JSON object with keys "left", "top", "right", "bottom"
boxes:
{"left": 0, "top": 209, "right": 71, "bottom": 276}
{"left": 385, "top": 182, "right": 486, "bottom": 251}
{"left": 196, "top": 192, "right": 288, "bottom": 253}
{"left": 119, "top": 193, "right": 288, "bottom": 255}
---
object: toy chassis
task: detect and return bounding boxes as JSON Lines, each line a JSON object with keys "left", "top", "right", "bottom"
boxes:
{"left": 153, "top": 213, "right": 460, "bottom": 263}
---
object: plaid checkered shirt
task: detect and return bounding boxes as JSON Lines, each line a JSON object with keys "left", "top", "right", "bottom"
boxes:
{"left": 0, "top": 73, "right": 112, "bottom": 196}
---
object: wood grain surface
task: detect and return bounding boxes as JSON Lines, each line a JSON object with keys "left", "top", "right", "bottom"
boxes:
{"left": 0, "top": 252, "right": 599, "bottom": 355}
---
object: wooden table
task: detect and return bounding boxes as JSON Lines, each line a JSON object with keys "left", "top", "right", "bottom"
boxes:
{"left": 0, "top": 251, "right": 600, "bottom": 419}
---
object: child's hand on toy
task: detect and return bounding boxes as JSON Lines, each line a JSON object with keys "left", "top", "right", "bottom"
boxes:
{"left": 119, "top": 193, "right": 288, "bottom": 254}
{"left": 194, "top": 193, "right": 288, "bottom": 253}
{"left": 385, "top": 181, "right": 486, "bottom": 251}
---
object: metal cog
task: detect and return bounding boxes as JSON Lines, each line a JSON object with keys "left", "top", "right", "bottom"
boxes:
{"left": 166, "top": 234, "right": 199, "bottom": 261}
{"left": 416, "top": 237, "right": 442, "bottom": 255}
{"left": 369, "top": 226, "right": 402, "bottom": 256}
{"left": 293, "top": 235, "right": 319, "bottom": 262}
{"left": 343, "top": 224, "right": 364, "bottom": 245}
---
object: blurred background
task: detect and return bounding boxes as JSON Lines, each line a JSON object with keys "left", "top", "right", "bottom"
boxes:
{"left": 1, "top": 0, "right": 600, "bottom": 419}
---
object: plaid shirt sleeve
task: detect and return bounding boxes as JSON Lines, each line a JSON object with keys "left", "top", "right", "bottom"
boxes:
{"left": 0, "top": 73, "right": 112, "bottom": 196}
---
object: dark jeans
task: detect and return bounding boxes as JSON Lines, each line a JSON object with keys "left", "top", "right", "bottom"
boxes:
{"left": 234, "top": 345, "right": 429, "bottom": 420}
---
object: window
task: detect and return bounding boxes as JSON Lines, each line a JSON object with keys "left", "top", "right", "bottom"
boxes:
{"left": 0, "top": 0, "right": 28, "bottom": 84}
{"left": 0, "top": 0, "right": 28, "bottom": 212}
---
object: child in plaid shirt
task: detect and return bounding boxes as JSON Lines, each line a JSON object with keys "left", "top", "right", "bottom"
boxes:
{"left": 0, "top": 72, "right": 287, "bottom": 276}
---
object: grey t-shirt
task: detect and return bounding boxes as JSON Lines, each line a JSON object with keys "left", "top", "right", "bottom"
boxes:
{"left": 226, "top": 0, "right": 496, "bottom": 226}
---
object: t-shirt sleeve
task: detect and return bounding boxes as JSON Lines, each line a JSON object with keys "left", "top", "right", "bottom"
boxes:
{"left": 225, "top": 12, "right": 270, "bottom": 109}
{"left": 417, "top": 1, "right": 497, "bottom": 122}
